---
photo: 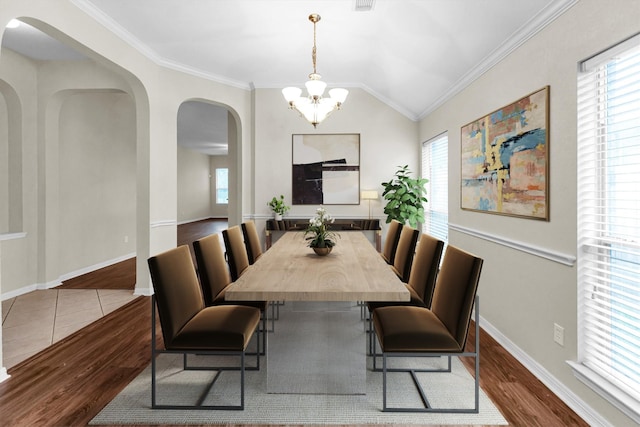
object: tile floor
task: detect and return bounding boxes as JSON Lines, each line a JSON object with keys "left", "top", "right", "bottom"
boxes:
{"left": 2, "top": 289, "right": 138, "bottom": 369}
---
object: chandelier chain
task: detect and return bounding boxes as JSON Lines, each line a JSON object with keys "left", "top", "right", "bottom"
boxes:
{"left": 311, "top": 18, "right": 317, "bottom": 75}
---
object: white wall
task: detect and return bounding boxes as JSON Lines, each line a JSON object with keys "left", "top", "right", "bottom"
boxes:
{"left": 418, "top": 0, "right": 640, "bottom": 425}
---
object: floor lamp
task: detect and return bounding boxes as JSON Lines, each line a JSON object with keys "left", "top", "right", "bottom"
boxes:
{"left": 361, "top": 190, "right": 379, "bottom": 219}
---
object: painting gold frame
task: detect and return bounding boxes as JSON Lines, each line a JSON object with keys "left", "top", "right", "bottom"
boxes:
{"left": 460, "top": 86, "right": 550, "bottom": 220}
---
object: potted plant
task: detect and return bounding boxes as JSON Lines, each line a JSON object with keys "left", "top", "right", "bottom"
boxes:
{"left": 304, "top": 206, "right": 338, "bottom": 255}
{"left": 267, "top": 195, "right": 290, "bottom": 220}
{"left": 381, "top": 165, "right": 428, "bottom": 228}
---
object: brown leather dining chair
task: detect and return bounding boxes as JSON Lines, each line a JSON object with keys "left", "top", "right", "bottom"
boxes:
{"left": 381, "top": 219, "right": 403, "bottom": 265}
{"left": 242, "top": 220, "right": 285, "bottom": 319}
{"left": 366, "top": 233, "right": 444, "bottom": 353}
{"left": 241, "top": 221, "right": 263, "bottom": 265}
{"left": 222, "top": 225, "right": 250, "bottom": 281}
{"left": 193, "top": 233, "right": 268, "bottom": 354}
{"left": 391, "top": 225, "right": 419, "bottom": 283}
{"left": 371, "top": 244, "right": 483, "bottom": 413}
{"left": 223, "top": 225, "right": 276, "bottom": 331}
{"left": 360, "top": 219, "right": 405, "bottom": 320}
{"left": 147, "top": 245, "right": 261, "bottom": 410}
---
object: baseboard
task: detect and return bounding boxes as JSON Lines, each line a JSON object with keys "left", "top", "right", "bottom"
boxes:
{"left": 1, "top": 253, "right": 135, "bottom": 301}
{"left": 2, "top": 284, "right": 39, "bottom": 300}
{"left": 0, "top": 367, "right": 10, "bottom": 383}
{"left": 133, "top": 285, "right": 153, "bottom": 296}
{"left": 479, "top": 315, "right": 611, "bottom": 427}
{"left": 58, "top": 252, "right": 136, "bottom": 282}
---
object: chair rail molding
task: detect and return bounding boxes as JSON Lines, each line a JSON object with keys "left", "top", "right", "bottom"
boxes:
{"left": 449, "top": 223, "right": 576, "bottom": 266}
{"left": 150, "top": 220, "right": 177, "bottom": 228}
{"left": 0, "top": 232, "right": 27, "bottom": 241}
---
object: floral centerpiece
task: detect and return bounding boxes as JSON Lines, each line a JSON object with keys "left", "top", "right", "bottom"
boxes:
{"left": 304, "top": 206, "right": 338, "bottom": 255}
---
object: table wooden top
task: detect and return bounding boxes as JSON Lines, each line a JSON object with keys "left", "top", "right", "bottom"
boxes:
{"left": 225, "top": 231, "right": 410, "bottom": 302}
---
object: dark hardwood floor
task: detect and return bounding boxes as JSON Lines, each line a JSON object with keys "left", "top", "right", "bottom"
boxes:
{"left": 58, "top": 257, "right": 137, "bottom": 290}
{"left": 0, "top": 218, "right": 588, "bottom": 426}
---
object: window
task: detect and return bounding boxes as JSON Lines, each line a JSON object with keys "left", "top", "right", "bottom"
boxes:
{"left": 215, "top": 168, "right": 228, "bottom": 204}
{"left": 421, "top": 133, "right": 448, "bottom": 242}
{"left": 575, "top": 33, "right": 640, "bottom": 421}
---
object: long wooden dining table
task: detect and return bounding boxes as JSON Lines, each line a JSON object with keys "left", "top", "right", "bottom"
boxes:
{"left": 225, "top": 231, "right": 409, "bottom": 395}
{"left": 225, "top": 231, "right": 409, "bottom": 302}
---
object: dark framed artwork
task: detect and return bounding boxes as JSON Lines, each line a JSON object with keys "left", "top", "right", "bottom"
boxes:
{"left": 460, "top": 86, "right": 550, "bottom": 220}
{"left": 292, "top": 134, "right": 360, "bottom": 205}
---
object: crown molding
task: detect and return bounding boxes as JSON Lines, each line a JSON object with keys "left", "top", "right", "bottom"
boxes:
{"left": 70, "top": 0, "right": 251, "bottom": 91}
{"left": 72, "top": 0, "right": 577, "bottom": 121}
{"left": 418, "top": 0, "right": 579, "bottom": 119}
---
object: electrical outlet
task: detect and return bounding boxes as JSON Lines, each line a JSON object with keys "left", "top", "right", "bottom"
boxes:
{"left": 124, "top": 235, "right": 129, "bottom": 243}
{"left": 554, "top": 323, "right": 564, "bottom": 346}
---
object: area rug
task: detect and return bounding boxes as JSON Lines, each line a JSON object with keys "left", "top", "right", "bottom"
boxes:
{"left": 90, "top": 352, "right": 507, "bottom": 425}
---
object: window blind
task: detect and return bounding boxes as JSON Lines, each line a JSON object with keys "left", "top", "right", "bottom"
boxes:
{"left": 421, "top": 133, "right": 448, "bottom": 242}
{"left": 577, "top": 36, "right": 640, "bottom": 410}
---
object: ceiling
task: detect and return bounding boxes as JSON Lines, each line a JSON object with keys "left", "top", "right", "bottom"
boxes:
{"left": 1, "top": 0, "right": 575, "bottom": 155}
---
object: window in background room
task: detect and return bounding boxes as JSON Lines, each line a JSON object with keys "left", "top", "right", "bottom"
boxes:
{"left": 421, "top": 133, "right": 448, "bottom": 242}
{"left": 215, "top": 168, "right": 228, "bottom": 204}
{"left": 575, "top": 33, "right": 640, "bottom": 422}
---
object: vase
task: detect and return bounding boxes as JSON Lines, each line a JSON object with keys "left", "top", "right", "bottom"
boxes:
{"left": 312, "top": 246, "right": 332, "bottom": 256}
{"left": 274, "top": 213, "right": 283, "bottom": 221}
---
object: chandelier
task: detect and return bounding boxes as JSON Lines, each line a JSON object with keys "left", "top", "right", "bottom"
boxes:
{"left": 282, "top": 14, "right": 348, "bottom": 128}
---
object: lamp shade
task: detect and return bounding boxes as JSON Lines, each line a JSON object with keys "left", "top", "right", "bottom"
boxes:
{"left": 305, "top": 79, "right": 327, "bottom": 97}
{"left": 329, "top": 88, "right": 349, "bottom": 104}
{"left": 282, "top": 87, "right": 302, "bottom": 103}
{"left": 361, "top": 190, "right": 379, "bottom": 200}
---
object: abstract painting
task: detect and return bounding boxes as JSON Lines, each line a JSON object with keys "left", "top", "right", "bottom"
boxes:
{"left": 292, "top": 134, "right": 360, "bottom": 205}
{"left": 461, "top": 86, "right": 549, "bottom": 220}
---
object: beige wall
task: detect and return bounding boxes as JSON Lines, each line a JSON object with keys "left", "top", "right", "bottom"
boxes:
{"left": 418, "top": 0, "right": 640, "bottom": 425}
{"left": 0, "top": 93, "right": 7, "bottom": 232}
{"left": 0, "top": 0, "right": 254, "bottom": 300}
{"left": 177, "top": 145, "right": 212, "bottom": 223}
{"left": 252, "top": 87, "right": 418, "bottom": 247}
{"left": 0, "top": 48, "right": 39, "bottom": 293}
{"left": 58, "top": 91, "right": 136, "bottom": 274}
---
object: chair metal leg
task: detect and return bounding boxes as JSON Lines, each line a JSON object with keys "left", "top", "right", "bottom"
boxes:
{"left": 151, "top": 296, "right": 158, "bottom": 409}
{"left": 151, "top": 295, "right": 257, "bottom": 410}
{"left": 247, "top": 312, "right": 267, "bottom": 356}
{"left": 378, "top": 296, "right": 481, "bottom": 413}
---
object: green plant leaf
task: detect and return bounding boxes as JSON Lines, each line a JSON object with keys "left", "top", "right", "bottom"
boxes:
{"left": 380, "top": 165, "right": 428, "bottom": 225}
